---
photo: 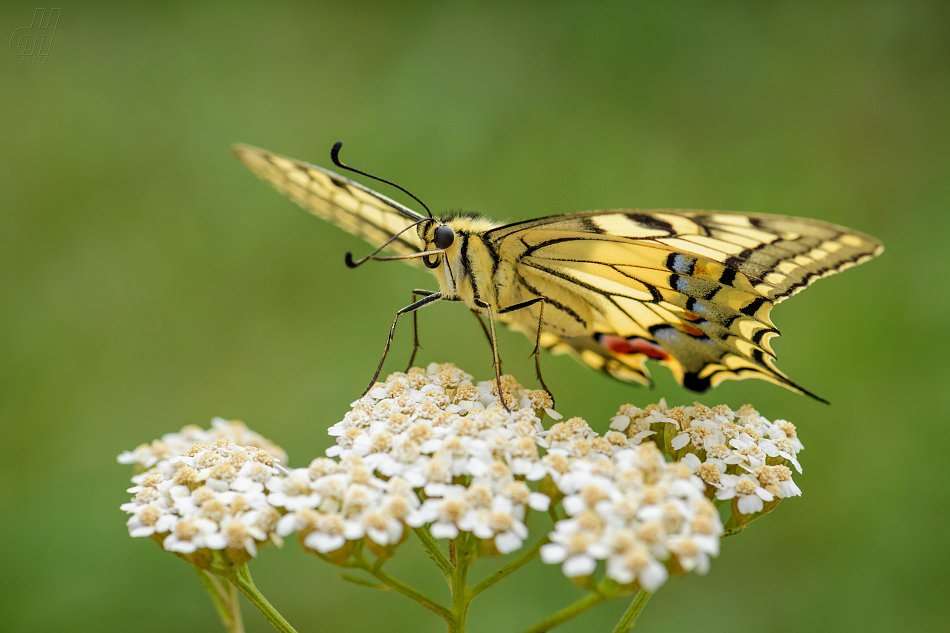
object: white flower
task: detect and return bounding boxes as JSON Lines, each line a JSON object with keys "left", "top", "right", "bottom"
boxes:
{"left": 266, "top": 470, "right": 321, "bottom": 511}
{"left": 717, "top": 474, "right": 775, "bottom": 514}
{"left": 126, "top": 504, "right": 177, "bottom": 537}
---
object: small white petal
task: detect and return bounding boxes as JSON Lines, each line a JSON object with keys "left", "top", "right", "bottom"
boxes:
{"left": 562, "top": 555, "right": 596, "bottom": 577}
{"left": 430, "top": 522, "right": 459, "bottom": 539}
{"left": 276, "top": 514, "right": 298, "bottom": 537}
{"left": 671, "top": 433, "right": 691, "bottom": 450}
{"left": 129, "top": 526, "right": 155, "bottom": 538}
{"left": 737, "top": 494, "right": 764, "bottom": 515}
{"left": 638, "top": 561, "right": 669, "bottom": 591}
{"left": 204, "top": 533, "right": 227, "bottom": 550}
{"left": 305, "top": 532, "right": 345, "bottom": 553}
{"left": 562, "top": 495, "right": 585, "bottom": 516}
{"left": 755, "top": 487, "right": 775, "bottom": 502}
{"left": 540, "top": 543, "right": 567, "bottom": 564}
{"left": 609, "top": 415, "right": 631, "bottom": 431}
{"left": 528, "top": 492, "right": 551, "bottom": 512}
{"left": 495, "top": 532, "right": 523, "bottom": 554}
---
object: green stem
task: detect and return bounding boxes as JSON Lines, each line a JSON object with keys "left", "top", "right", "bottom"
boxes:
{"left": 470, "top": 537, "right": 549, "bottom": 598}
{"left": 195, "top": 566, "right": 244, "bottom": 633}
{"left": 611, "top": 590, "right": 651, "bottom": 633}
{"left": 230, "top": 566, "right": 299, "bottom": 633}
{"left": 226, "top": 582, "right": 245, "bottom": 633}
{"left": 354, "top": 552, "right": 453, "bottom": 623}
{"left": 449, "top": 538, "right": 473, "bottom": 633}
{"left": 414, "top": 526, "right": 454, "bottom": 584}
{"left": 519, "top": 590, "right": 610, "bottom": 633}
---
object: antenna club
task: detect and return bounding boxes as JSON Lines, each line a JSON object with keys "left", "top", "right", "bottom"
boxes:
{"left": 331, "top": 140, "right": 344, "bottom": 166}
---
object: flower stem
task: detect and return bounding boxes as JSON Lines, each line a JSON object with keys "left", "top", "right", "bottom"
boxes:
{"left": 226, "top": 581, "right": 245, "bottom": 633}
{"left": 351, "top": 550, "right": 453, "bottom": 622}
{"left": 611, "top": 590, "right": 651, "bottom": 633}
{"left": 195, "top": 566, "right": 245, "bottom": 633}
{"left": 414, "top": 526, "right": 454, "bottom": 584}
{"left": 518, "top": 590, "right": 610, "bottom": 633}
{"left": 230, "top": 565, "right": 298, "bottom": 633}
{"left": 469, "top": 537, "right": 549, "bottom": 598}
{"left": 448, "top": 537, "right": 474, "bottom": 633}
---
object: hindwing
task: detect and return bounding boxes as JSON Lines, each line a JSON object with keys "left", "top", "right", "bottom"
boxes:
{"left": 490, "top": 210, "right": 882, "bottom": 400}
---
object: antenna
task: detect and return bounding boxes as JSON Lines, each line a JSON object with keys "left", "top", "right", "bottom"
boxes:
{"left": 344, "top": 219, "right": 428, "bottom": 268}
{"left": 331, "top": 141, "right": 432, "bottom": 218}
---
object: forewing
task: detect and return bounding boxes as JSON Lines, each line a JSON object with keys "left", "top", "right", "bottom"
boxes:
{"left": 235, "top": 144, "right": 425, "bottom": 256}
{"left": 491, "top": 210, "right": 882, "bottom": 399}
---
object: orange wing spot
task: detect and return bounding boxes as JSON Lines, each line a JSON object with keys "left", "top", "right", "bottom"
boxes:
{"left": 602, "top": 335, "right": 670, "bottom": 360}
{"left": 681, "top": 323, "right": 704, "bottom": 337}
{"left": 682, "top": 312, "right": 701, "bottom": 321}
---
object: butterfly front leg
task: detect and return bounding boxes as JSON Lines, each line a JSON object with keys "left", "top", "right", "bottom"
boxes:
{"left": 361, "top": 291, "right": 445, "bottom": 398}
{"left": 476, "top": 297, "right": 551, "bottom": 412}
{"left": 406, "top": 289, "right": 440, "bottom": 372}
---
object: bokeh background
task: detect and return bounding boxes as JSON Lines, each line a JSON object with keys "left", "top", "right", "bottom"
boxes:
{"left": 2, "top": 2, "right": 948, "bottom": 631}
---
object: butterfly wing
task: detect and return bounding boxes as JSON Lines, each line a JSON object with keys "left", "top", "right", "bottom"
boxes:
{"left": 487, "top": 210, "right": 882, "bottom": 400}
{"left": 234, "top": 144, "right": 426, "bottom": 256}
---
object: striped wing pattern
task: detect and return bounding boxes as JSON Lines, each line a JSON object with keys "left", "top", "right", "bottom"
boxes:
{"left": 234, "top": 145, "right": 425, "bottom": 256}
{"left": 490, "top": 211, "right": 882, "bottom": 399}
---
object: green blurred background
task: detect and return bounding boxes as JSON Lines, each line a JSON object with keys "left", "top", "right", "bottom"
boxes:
{"left": 2, "top": 1, "right": 948, "bottom": 631}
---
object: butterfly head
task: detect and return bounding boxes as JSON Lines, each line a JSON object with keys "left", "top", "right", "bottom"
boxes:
{"left": 409, "top": 219, "right": 455, "bottom": 294}
{"left": 416, "top": 220, "right": 456, "bottom": 269}
{"left": 416, "top": 213, "right": 495, "bottom": 295}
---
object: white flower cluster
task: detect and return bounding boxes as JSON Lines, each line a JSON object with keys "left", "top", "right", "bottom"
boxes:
{"left": 268, "top": 455, "right": 418, "bottom": 554}
{"left": 118, "top": 417, "right": 288, "bottom": 473}
{"left": 119, "top": 364, "right": 805, "bottom": 592}
{"left": 119, "top": 424, "right": 288, "bottom": 562}
{"left": 609, "top": 402, "right": 804, "bottom": 515}
{"left": 275, "top": 364, "right": 557, "bottom": 555}
{"left": 538, "top": 418, "right": 721, "bottom": 590}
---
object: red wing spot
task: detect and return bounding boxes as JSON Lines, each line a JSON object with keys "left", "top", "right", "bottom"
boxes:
{"left": 683, "top": 312, "right": 701, "bottom": 322}
{"left": 602, "top": 334, "right": 670, "bottom": 360}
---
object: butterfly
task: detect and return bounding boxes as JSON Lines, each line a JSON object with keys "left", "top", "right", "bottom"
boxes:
{"left": 234, "top": 142, "right": 882, "bottom": 408}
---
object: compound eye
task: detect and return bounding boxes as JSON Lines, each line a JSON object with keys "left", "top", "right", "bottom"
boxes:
{"left": 433, "top": 225, "right": 455, "bottom": 250}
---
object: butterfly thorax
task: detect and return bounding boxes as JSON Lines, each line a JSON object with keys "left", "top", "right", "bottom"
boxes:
{"left": 418, "top": 215, "right": 597, "bottom": 339}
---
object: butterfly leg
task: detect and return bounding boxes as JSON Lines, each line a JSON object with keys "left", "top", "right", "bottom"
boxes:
{"left": 530, "top": 301, "right": 554, "bottom": 405}
{"left": 406, "top": 289, "right": 440, "bottom": 371}
{"left": 496, "top": 297, "right": 554, "bottom": 405}
{"left": 478, "top": 302, "right": 511, "bottom": 413}
{"left": 362, "top": 292, "right": 443, "bottom": 397}
{"left": 469, "top": 309, "right": 494, "bottom": 349}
